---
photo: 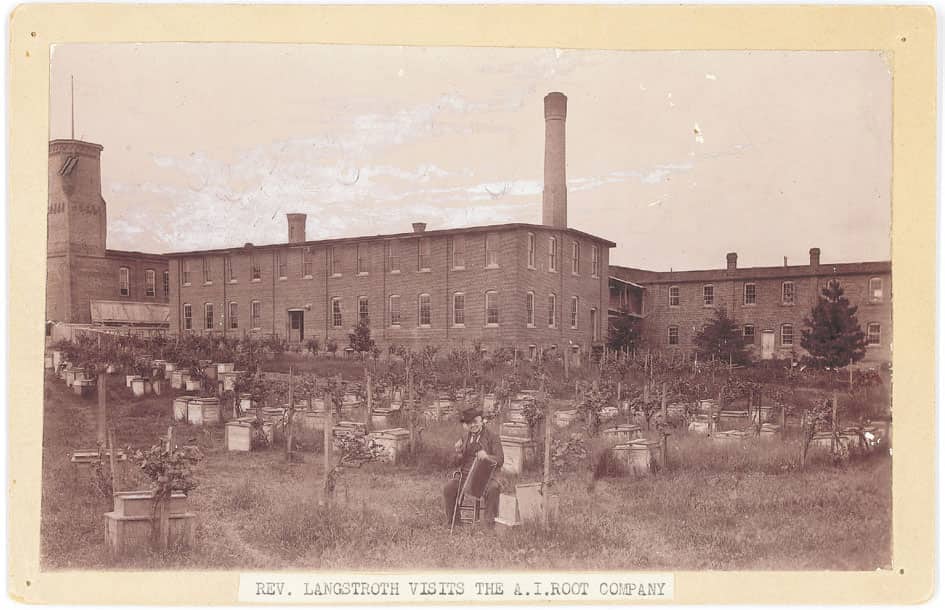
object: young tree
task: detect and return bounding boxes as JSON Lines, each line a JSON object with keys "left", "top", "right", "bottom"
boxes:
{"left": 800, "top": 280, "right": 868, "bottom": 368}
{"left": 347, "top": 318, "right": 375, "bottom": 359}
{"left": 607, "top": 314, "right": 642, "bottom": 354}
{"left": 694, "top": 307, "right": 749, "bottom": 364}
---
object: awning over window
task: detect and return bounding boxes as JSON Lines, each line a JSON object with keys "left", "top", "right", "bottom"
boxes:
{"left": 90, "top": 300, "right": 170, "bottom": 326}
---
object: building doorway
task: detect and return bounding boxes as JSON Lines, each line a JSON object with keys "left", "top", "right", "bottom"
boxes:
{"left": 288, "top": 309, "right": 305, "bottom": 344}
{"left": 761, "top": 330, "right": 775, "bottom": 360}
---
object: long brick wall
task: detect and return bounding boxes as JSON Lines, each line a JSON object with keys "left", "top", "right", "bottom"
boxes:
{"left": 168, "top": 225, "right": 612, "bottom": 354}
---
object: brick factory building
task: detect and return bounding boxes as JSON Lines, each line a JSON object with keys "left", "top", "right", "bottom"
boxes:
{"left": 608, "top": 249, "right": 892, "bottom": 365}
{"left": 45, "top": 139, "right": 169, "bottom": 329}
{"left": 44, "top": 92, "right": 893, "bottom": 364}
{"left": 165, "top": 93, "right": 614, "bottom": 355}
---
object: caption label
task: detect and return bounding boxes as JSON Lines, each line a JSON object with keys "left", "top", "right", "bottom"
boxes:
{"left": 238, "top": 572, "right": 674, "bottom": 603}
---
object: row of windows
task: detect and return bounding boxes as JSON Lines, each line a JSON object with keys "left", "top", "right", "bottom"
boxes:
{"left": 182, "top": 294, "right": 600, "bottom": 338}
{"left": 668, "top": 278, "right": 885, "bottom": 307}
{"left": 666, "top": 322, "right": 883, "bottom": 347}
{"left": 118, "top": 267, "right": 168, "bottom": 298}
{"left": 180, "top": 235, "right": 601, "bottom": 285}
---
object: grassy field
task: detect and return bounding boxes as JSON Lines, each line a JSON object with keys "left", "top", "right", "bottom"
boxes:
{"left": 41, "top": 371, "right": 891, "bottom": 571}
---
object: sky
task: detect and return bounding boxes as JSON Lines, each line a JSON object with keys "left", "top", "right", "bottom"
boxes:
{"left": 49, "top": 44, "right": 892, "bottom": 271}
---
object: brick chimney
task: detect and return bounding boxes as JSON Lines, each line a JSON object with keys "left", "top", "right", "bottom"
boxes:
{"left": 726, "top": 252, "right": 737, "bottom": 270}
{"left": 809, "top": 247, "right": 821, "bottom": 267}
{"left": 412, "top": 222, "right": 427, "bottom": 233}
{"left": 542, "top": 92, "right": 568, "bottom": 228}
{"left": 287, "top": 213, "right": 307, "bottom": 244}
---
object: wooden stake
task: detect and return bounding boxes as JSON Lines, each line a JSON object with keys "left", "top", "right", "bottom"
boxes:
{"left": 107, "top": 427, "right": 120, "bottom": 504}
{"left": 285, "top": 367, "right": 295, "bottom": 461}
{"left": 97, "top": 373, "right": 107, "bottom": 446}
{"left": 323, "top": 390, "right": 333, "bottom": 506}
{"left": 661, "top": 381, "right": 667, "bottom": 422}
{"left": 541, "top": 385, "right": 552, "bottom": 528}
{"left": 365, "top": 370, "right": 373, "bottom": 431}
{"left": 831, "top": 390, "right": 839, "bottom": 454}
{"left": 849, "top": 358, "right": 854, "bottom": 390}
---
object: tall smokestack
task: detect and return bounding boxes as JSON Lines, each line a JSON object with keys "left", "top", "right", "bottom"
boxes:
{"left": 542, "top": 92, "right": 568, "bottom": 228}
{"left": 287, "top": 213, "right": 307, "bottom": 243}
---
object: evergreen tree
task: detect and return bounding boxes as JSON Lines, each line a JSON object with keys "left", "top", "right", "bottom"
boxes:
{"left": 348, "top": 318, "right": 375, "bottom": 359}
{"left": 694, "top": 307, "right": 749, "bottom": 364}
{"left": 607, "top": 314, "right": 642, "bottom": 353}
{"left": 800, "top": 279, "right": 867, "bottom": 368}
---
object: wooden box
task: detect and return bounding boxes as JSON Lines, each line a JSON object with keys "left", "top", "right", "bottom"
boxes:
{"left": 501, "top": 422, "right": 532, "bottom": 440}
{"left": 495, "top": 493, "right": 521, "bottom": 527}
{"left": 104, "top": 511, "right": 195, "bottom": 556}
{"left": 187, "top": 397, "right": 220, "bottom": 426}
{"left": 370, "top": 428, "right": 410, "bottom": 463}
{"left": 169, "top": 370, "right": 185, "bottom": 390}
{"left": 603, "top": 424, "right": 643, "bottom": 443}
{"left": 225, "top": 420, "right": 253, "bottom": 451}
{"left": 113, "top": 491, "right": 188, "bottom": 518}
{"left": 173, "top": 397, "right": 190, "bottom": 421}
{"left": 500, "top": 437, "right": 537, "bottom": 475}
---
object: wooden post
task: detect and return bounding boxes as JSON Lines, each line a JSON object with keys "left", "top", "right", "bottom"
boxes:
{"left": 97, "top": 373, "right": 107, "bottom": 446}
{"left": 285, "top": 367, "right": 295, "bottom": 461}
{"left": 323, "top": 390, "right": 333, "bottom": 506}
{"left": 780, "top": 401, "right": 786, "bottom": 436}
{"left": 406, "top": 354, "right": 415, "bottom": 453}
{"left": 849, "top": 358, "right": 854, "bottom": 390}
{"left": 365, "top": 370, "right": 373, "bottom": 431}
{"left": 831, "top": 390, "right": 839, "bottom": 454}
{"left": 107, "top": 427, "right": 120, "bottom": 505}
{"left": 661, "top": 381, "right": 667, "bottom": 422}
{"left": 800, "top": 409, "right": 809, "bottom": 469}
{"left": 541, "top": 388, "right": 552, "bottom": 528}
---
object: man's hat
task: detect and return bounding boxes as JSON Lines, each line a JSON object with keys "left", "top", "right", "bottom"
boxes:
{"left": 459, "top": 406, "right": 483, "bottom": 423}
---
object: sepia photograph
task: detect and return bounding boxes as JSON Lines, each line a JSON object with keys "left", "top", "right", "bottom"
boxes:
{"left": 8, "top": 3, "right": 938, "bottom": 605}
{"left": 39, "top": 41, "right": 896, "bottom": 574}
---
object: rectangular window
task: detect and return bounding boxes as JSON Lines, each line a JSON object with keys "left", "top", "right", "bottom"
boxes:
{"left": 782, "top": 281, "right": 795, "bottom": 305}
{"left": 329, "top": 247, "right": 339, "bottom": 276}
{"left": 204, "top": 303, "right": 214, "bottom": 330}
{"left": 486, "top": 291, "right": 499, "bottom": 325}
{"left": 591, "top": 245, "right": 600, "bottom": 277}
{"left": 418, "top": 239, "right": 431, "bottom": 271}
{"left": 547, "top": 293, "right": 557, "bottom": 327}
{"left": 229, "top": 302, "right": 238, "bottom": 329}
{"left": 202, "top": 257, "right": 212, "bottom": 284}
{"left": 226, "top": 254, "right": 236, "bottom": 282}
{"left": 526, "top": 292, "right": 535, "bottom": 327}
{"left": 163, "top": 271, "right": 169, "bottom": 296}
{"left": 743, "top": 325, "right": 755, "bottom": 343}
{"left": 418, "top": 294, "right": 431, "bottom": 326}
{"left": 357, "top": 244, "right": 367, "bottom": 275}
{"left": 389, "top": 295, "right": 401, "bottom": 326}
{"left": 278, "top": 250, "right": 288, "bottom": 279}
{"left": 251, "top": 255, "right": 261, "bottom": 281}
{"left": 703, "top": 284, "right": 714, "bottom": 306}
{"left": 251, "top": 301, "right": 261, "bottom": 329}
{"left": 548, "top": 237, "right": 558, "bottom": 271}
{"left": 485, "top": 233, "right": 498, "bottom": 267}
{"left": 527, "top": 233, "right": 536, "bottom": 268}
{"left": 869, "top": 278, "right": 883, "bottom": 302}
{"left": 668, "top": 326, "right": 679, "bottom": 345}
{"left": 744, "top": 283, "right": 757, "bottom": 305}
{"left": 388, "top": 241, "right": 400, "bottom": 273}
{"left": 781, "top": 324, "right": 794, "bottom": 346}
{"left": 331, "top": 297, "right": 342, "bottom": 328}
{"left": 571, "top": 241, "right": 580, "bottom": 274}
{"left": 183, "top": 304, "right": 192, "bottom": 331}
{"left": 119, "top": 267, "right": 130, "bottom": 296}
{"left": 452, "top": 236, "right": 466, "bottom": 269}
{"left": 669, "top": 285, "right": 680, "bottom": 307}
{"left": 867, "top": 322, "right": 881, "bottom": 346}
{"left": 302, "top": 248, "right": 313, "bottom": 277}
{"left": 453, "top": 293, "right": 465, "bottom": 326}
{"left": 145, "top": 269, "right": 156, "bottom": 297}
{"left": 181, "top": 260, "right": 191, "bottom": 285}
{"left": 358, "top": 296, "right": 369, "bottom": 324}
{"left": 570, "top": 296, "right": 578, "bottom": 329}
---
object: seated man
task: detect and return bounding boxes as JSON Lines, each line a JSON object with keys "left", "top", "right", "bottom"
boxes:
{"left": 443, "top": 407, "right": 504, "bottom": 528}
